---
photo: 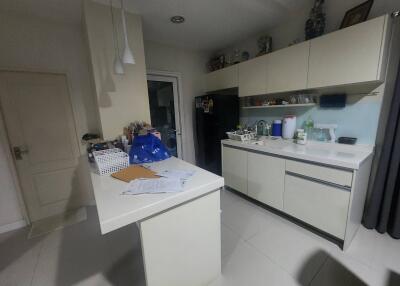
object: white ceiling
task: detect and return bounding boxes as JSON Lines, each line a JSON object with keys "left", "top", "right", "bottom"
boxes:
{"left": 122, "top": 0, "right": 311, "bottom": 52}
{"left": 0, "top": 0, "right": 311, "bottom": 52}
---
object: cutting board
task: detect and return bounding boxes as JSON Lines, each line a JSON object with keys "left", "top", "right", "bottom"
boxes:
{"left": 111, "top": 165, "right": 159, "bottom": 183}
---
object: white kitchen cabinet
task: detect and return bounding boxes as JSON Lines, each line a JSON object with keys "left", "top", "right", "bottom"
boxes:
{"left": 238, "top": 55, "right": 268, "bottom": 97}
{"left": 308, "top": 15, "right": 389, "bottom": 89}
{"left": 205, "top": 16, "right": 390, "bottom": 95}
{"left": 141, "top": 191, "right": 221, "bottom": 286}
{"left": 247, "top": 152, "right": 285, "bottom": 210}
{"left": 222, "top": 146, "right": 247, "bottom": 194}
{"left": 266, "top": 41, "right": 310, "bottom": 94}
{"left": 284, "top": 174, "right": 350, "bottom": 239}
{"left": 221, "top": 140, "right": 374, "bottom": 248}
{"left": 204, "top": 65, "right": 238, "bottom": 92}
{"left": 286, "top": 160, "right": 353, "bottom": 187}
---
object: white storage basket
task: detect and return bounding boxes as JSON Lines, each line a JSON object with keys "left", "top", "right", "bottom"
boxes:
{"left": 226, "top": 131, "right": 256, "bottom": 142}
{"left": 93, "top": 148, "right": 129, "bottom": 175}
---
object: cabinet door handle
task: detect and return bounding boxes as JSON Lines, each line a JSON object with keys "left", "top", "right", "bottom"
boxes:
{"left": 285, "top": 171, "right": 351, "bottom": 192}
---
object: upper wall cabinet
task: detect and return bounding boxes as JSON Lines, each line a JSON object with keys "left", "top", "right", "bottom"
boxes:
{"left": 266, "top": 41, "right": 310, "bottom": 94}
{"left": 238, "top": 55, "right": 268, "bottom": 97}
{"left": 308, "top": 15, "right": 390, "bottom": 89}
{"left": 203, "top": 15, "right": 390, "bottom": 96}
{"left": 204, "top": 65, "right": 238, "bottom": 92}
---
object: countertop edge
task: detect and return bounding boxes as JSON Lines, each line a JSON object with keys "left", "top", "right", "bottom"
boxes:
{"left": 97, "top": 177, "right": 224, "bottom": 234}
{"left": 221, "top": 140, "right": 373, "bottom": 170}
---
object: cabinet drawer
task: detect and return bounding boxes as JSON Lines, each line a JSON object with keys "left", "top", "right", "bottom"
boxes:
{"left": 286, "top": 160, "right": 353, "bottom": 187}
{"left": 284, "top": 174, "right": 350, "bottom": 239}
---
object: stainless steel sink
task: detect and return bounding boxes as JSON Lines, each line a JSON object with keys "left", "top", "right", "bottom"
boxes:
{"left": 250, "top": 140, "right": 265, "bottom": 146}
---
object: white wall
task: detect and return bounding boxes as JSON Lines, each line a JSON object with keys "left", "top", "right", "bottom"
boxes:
{"left": 0, "top": 12, "right": 100, "bottom": 150}
{"left": 221, "top": 0, "right": 400, "bottom": 58}
{"left": 0, "top": 11, "right": 99, "bottom": 230}
{"left": 144, "top": 41, "right": 210, "bottom": 164}
{"left": 84, "top": 0, "right": 151, "bottom": 140}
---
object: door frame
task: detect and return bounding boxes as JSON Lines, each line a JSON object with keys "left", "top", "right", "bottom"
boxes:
{"left": 147, "top": 70, "right": 185, "bottom": 160}
{"left": 0, "top": 67, "right": 81, "bottom": 225}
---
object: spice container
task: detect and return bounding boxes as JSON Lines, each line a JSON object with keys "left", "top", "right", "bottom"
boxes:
{"left": 296, "top": 129, "right": 307, "bottom": 145}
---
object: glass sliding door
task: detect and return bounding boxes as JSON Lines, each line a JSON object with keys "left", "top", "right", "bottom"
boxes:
{"left": 147, "top": 74, "right": 183, "bottom": 158}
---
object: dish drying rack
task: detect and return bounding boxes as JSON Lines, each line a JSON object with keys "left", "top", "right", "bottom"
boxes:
{"left": 226, "top": 131, "right": 256, "bottom": 142}
{"left": 93, "top": 148, "right": 129, "bottom": 175}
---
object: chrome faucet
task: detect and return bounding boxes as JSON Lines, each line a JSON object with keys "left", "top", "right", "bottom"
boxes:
{"left": 255, "top": 120, "right": 267, "bottom": 136}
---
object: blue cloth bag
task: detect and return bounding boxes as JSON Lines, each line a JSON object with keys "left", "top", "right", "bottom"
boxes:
{"left": 129, "top": 133, "right": 171, "bottom": 164}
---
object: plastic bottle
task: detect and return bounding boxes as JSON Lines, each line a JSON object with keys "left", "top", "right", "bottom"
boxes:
{"left": 304, "top": 116, "right": 314, "bottom": 138}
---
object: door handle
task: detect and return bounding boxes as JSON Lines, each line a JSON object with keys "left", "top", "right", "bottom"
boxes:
{"left": 171, "top": 129, "right": 182, "bottom": 136}
{"left": 13, "top": 146, "right": 29, "bottom": 160}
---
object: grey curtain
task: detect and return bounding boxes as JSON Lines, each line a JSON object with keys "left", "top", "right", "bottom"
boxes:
{"left": 363, "top": 62, "right": 400, "bottom": 238}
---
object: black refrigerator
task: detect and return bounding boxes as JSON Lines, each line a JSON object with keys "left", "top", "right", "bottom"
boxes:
{"left": 195, "top": 93, "right": 239, "bottom": 175}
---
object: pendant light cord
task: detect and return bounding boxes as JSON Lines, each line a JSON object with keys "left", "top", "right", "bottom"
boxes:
{"left": 110, "top": 0, "right": 120, "bottom": 58}
{"left": 120, "top": 0, "right": 129, "bottom": 46}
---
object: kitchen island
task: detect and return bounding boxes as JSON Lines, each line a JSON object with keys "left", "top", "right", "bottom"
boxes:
{"left": 221, "top": 138, "right": 374, "bottom": 249}
{"left": 90, "top": 157, "right": 224, "bottom": 286}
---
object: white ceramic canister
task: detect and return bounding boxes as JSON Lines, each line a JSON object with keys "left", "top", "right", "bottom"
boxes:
{"left": 282, "top": 115, "right": 297, "bottom": 139}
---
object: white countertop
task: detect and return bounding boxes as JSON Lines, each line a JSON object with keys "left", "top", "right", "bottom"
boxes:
{"left": 222, "top": 138, "right": 374, "bottom": 169}
{"left": 91, "top": 157, "right": 224, "bottom": 234}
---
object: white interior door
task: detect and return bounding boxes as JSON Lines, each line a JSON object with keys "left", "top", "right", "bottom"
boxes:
{"left": 0, "top": 71, "right": 81, "bottom": 222}
{"left": 147, "top": 74, "right": 183, "bottom": 159}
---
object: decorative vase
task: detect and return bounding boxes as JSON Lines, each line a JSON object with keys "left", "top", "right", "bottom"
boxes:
{"left": 305, "top": 0, "right": 326, "bottom": 40}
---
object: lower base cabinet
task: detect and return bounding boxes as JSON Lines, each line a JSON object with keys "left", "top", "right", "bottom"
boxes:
{"left": 140, "top": 191, "right": 221, "bottom": 286}
{"left": 247, "top": 152, "right": 285, "bottom": 210}
{"left": 284, "top": 174, "right": 350, "bottom": 239}
{"left": 221, "top": 144, "right": 371, "bottom": 247}
{"left": 222, "top": 146, "right": 248, "bottom": 195}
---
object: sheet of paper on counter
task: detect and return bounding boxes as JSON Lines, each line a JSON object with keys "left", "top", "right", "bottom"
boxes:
{"left": 122, "top": 177, "right": 183, "bottom": 195}
{"left": 122, "top": 167, "right": 196, "bottom": 195}
{"left": 156, "top": 169, "right": 195, "bottom": 184}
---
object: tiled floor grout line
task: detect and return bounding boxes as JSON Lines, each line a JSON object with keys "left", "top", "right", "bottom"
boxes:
{"left": 221, "top": 219, "right": 296, "bottom": 279}
{"left": 223, "top": 198, "right": 337, "bottom": 285}
{"left": 29, "top": 239, "right": 45, "bottom": 286}
{"left": 306, "top": 254, "right": 329, "bottom": 286}
{"left": 243, "top": 239, "right": 295, "bottom": 279}
{"left": 222, "top": 196, "right": 400, "bottom": 285}
{"left": 244, "top": 233, "right": 329, "bottom": 285}
{"left": 220, "top": 221, "right": 260, "bottom": 242}
{"left": 222, "top": 224, "right": 324, "bottom": 286}
{"left": 243, "top": 231, "right": 260, "bottom": 242}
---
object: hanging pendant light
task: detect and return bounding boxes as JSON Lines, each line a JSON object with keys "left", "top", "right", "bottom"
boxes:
{"left": 120, "top": 0, "right": 135, "bottom": 64}
{"left": 110, "top": 0, "right": 124, "bottom": 75}
{"left": 113, "top": 55, "right": 124, "bottom": 75}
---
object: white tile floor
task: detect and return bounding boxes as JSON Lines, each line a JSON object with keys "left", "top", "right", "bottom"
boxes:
{"left": 1, "top": 189, "right": 400, "bottom": 286}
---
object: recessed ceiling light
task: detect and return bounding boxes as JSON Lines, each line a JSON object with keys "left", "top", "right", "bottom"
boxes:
{"left": 170, "top": 15, "right": 185, "bottom": 24}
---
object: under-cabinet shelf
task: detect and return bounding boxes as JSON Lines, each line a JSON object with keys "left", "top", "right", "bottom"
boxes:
{"left": 241, "top": 103, "right": 316, "bottom": 109}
